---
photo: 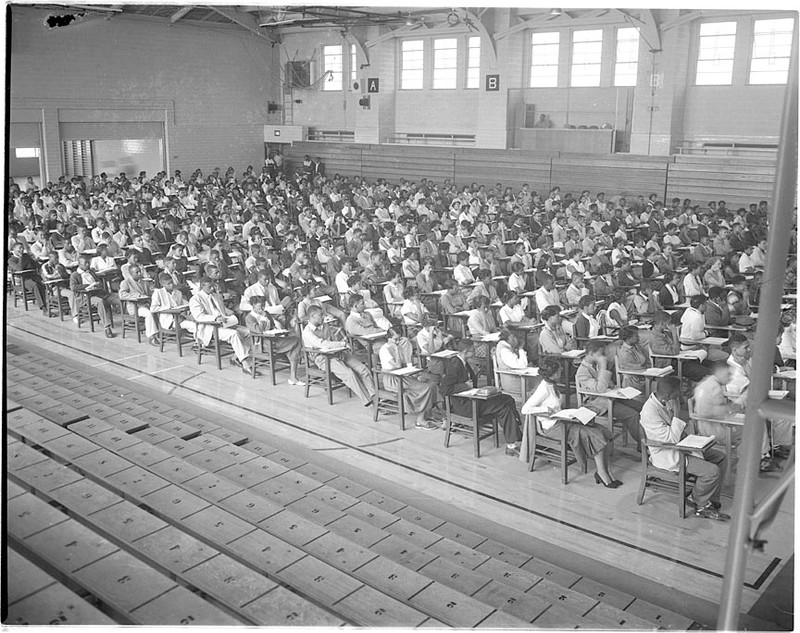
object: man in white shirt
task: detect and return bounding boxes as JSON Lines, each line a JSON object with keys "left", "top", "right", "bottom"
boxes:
{"left": 302, "top": 304, "right": 375, "bottom": 406}
{"left": 189, "top": 277, "right": 254, "bottom": 374}
{"left": 726, "top": 335, "right": 792, "bottom": 472}
{"left": 750, "top": 239, "right": 767, "bottom": 268}
{"left": 737, "top": 246, "right": 757, "bottom": 273}
{"left": 640, "top": 377, "right": 728, "bottom": 520}
{"left": 534, "top": 274, "right": 561, "bottom": 314}
{"left": 679, "top": 295, "right": 708, "bottom": 348}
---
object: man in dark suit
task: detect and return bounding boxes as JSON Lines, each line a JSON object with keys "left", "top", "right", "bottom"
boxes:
{"left": 705, "top": 286, "right": 732, "bottom": 335}
{"left": 150, "top": 217, "right": 173, "bottom": 253}
{"left": 8, "top": 242, "right": 46, "bottom": 311}
{"left": 70, "top": 255, "right": 116, "bottom": 337}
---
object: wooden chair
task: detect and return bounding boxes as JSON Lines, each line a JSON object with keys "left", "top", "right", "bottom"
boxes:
{"left": 302, "top": 347, "right": 350, "bottom": 405}
{"left": 11, "top": 270, "right": 37, "bottom": 311}
{"left": 687, "top": 397, "right": 743, "bottom": 483}
{"left": 372, "top": 367, "right": 409, "bottom": 431}
{"left": 73, "top": 290, "right": 103, "bottom": 331}
{"left": 524, "top": 413, "right": 580, "bottom": 484}
{"left": 154, "top": 308, "right": 191, "bottom": 357}
{"left": 194, "top": 322, "right": 235, "bottom": 370}
{"left": 120, "top": 298, "right": 148, "bottom": 343}
{"left": 443, "top": 394, "right": 499, "bottom": 457}
{"left": 43, "top": 280, "right": 69, "bottom": 320}
{"left": 250, "top": 332, "right": 293, "bottom": 384}
{"left": 636, "top": 434, "right": 698, "bottom": 518}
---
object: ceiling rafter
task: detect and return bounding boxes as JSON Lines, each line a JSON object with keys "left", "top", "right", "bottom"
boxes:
{"left": 203, "top": 5, "right": 278, "bottom": 43}
{"left": 169, "top": 5, "right": 194, "bottom": 24}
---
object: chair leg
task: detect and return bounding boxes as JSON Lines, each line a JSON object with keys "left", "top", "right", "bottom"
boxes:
{"left": 325, "top": 357, "right": 333, "bottom": 405}
{"left": 136, "top": 313, "right": 142, "bottom": 344}
{"left": 678, "top": 459, "right": 687, "bottom": 519}
{"left": 268, "top": 343, "right": 277, "bottom": 386}
{"left": 176, "top": 327, "right": 183, "bottom": 357}
{"left": 398, "top": 381, "right": 405, "bottom": 431}
{"left": 528, "top": 433, "right": 538, "bottom": 472}
{"left": 561, "top": 425, "right": 569, "bottom": 484}
{"left": 215, "top": 333, "right": 222, "bottom": 370}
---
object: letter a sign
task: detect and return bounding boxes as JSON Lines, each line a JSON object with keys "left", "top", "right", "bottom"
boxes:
{"left": 367, "top": 78, "right": 380, "bottom": 93}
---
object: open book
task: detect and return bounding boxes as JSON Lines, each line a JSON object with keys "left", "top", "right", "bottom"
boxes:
{"left": 263, "top": 328, "right": 289, "bottom": 336}
{"left": 430, "top": 349, "right": 460, "bottom": 359}
{"left": 390, "top": 366, "right": 420, "bottom": 376}
{"left": 561, "top": 349, "right": 586, "bottom": 358}
{"left": 642, "top": 366, "right": 673, "bottom": 377}
{"left": 552, "top": 407, "right": 596, "bottom": 425}
{"left": 676, "top": 434, "right": 716, "bottom": 451}
{"left": 768, "top": 390, "right": 789, "bottom": 400}
{"left": 680, "top": 349, "right": 708, "bottom": 362}
{"left": 603, "top": 387, "right": 641, "bottom": 399}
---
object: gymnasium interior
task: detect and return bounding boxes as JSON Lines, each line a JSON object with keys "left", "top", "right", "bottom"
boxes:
{"left": 4, "top": 3, "right": 798, "bottom": 630}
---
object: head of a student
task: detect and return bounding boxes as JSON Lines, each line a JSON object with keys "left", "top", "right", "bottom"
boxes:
{"left": 729, "top": 333, "right": 751, "bottom": 363}
{"left": 498, "top": 328, "right": 520, "bottom": 349}
{"left": 618, "top": 257, "right": 632, "bottom": 271}
{"left": 578, "top": 295, "right": 596, "bottom": 316}
{"left": 708, "top": 360, "right": 731, "bottom": 385}
{"left": 541, "top": 305, "right": 562, "bottom": 328}
{"left": 690, "top": 294, "right": 708, "bottom": 313}
{"left": 539, "top": 358, "right": 562, "bottom": 385}
{"left": 350, "top": 294, "right": 366, "bottom": 314}
{"left": 503, "top": 291, "right": 520, "bottom": 308}
{"left": 199, "top": 276, "right": 216, "bottom": 295}
{"left": 707, "top": 286, "right": 725, "bottom": 304}
{"left": 444, "top": 279, "right": 460, "bottom": 295}
{"left": 476, "top": 269, "right": 491, "bottom": 286}
{"left": 570, "top": 272, "right": 584, "bottom": 289}
{"left": 584, "top": 340, "right": 606, "bottom": 363}
{"left": 404, "top": 285, "right": 420, "bottom": 301}
{"left": 541, "top": 273, "right": 555, "bottom": 291}
{"left": 619, "top": 325, "right": 639, "bottom": 347}
{"left": 473, "top": 295, "right": 491, "bottom": 313}
{"left": 654, "top": 377, "right": 681, "bottom": 406}
{"left": 307, "top": 304, "right": 325, "bottom": 326}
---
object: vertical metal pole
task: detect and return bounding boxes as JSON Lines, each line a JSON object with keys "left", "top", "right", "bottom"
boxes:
{"left": 717, "top": 27, "right": 798, "bottom": 631}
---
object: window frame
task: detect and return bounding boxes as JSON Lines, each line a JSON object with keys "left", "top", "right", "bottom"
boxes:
{"left": 322, "top": 43, "right": 343, "bottom": 91}
{"left": 529, "top": 31, "right": 560, "bottom": 88}
{"left": 748, "top": 16, "right": 795, "bottom": 85}
{"left": 400, "top": 39, "right": 425, "bottom": 90}
{"left": 350, "top": 43, "right": 358, "bottom": 87}
{"left": 466, "top": 35, "right": 481, "bottom": 89}
{"left": 613, "top": 26, "right": 640, "bottom": 87}
{"left": 570, "top": 28, "right": 604, "bottom": 87}
{"left": 14, "top": 147, "right": 40, "bottom": 159}
{"left": 694, "top": 20, "right": 737, "bottom": 86}
{"left": 432, "top": 37, "right": 459, "bottom": 90}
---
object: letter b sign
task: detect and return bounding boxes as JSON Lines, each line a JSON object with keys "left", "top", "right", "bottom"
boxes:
{"left": 485, "top": 74, "right": 500, "bottom": 91}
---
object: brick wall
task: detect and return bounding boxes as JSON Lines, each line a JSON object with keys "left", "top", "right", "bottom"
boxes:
{"left": 9, "top": 7, "right": 280, "bottom": 178}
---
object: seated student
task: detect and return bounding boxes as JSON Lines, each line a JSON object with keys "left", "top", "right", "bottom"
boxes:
{"left": 576, "top": 340, "right": 642, "bottom": 446}
{"left": 509, "top": 242, "right": 533, "bottom": 272}
{"left": 565, "top": 249, "right": 586, "bottom": 278}
{"left": 378, "top": 327, "right": 441, "bottom": 430}
{"left": 564, "top": 272, "right": 589, "bottom": 307}
{"left": 346, "top": 293, "right": 390, "bottom": 343}
{"left": 726, "top": 334, "right": 792, "bottom": 473}
{"left": 507, "top": 261, "right": 528, "bottom": 296}
{"left": 693, "top": 360, "right": 742, "bottom": 440}
{"left": 69, "top": 254, "right": 116, "bottom": 337}
{"left": 705, "top": 286, "right": 732, "bottom": 334}
{"left": 533, "top": 273, "right": 561, "bottom": 314}
{"left": 240, "top": 268, "right": 290, "bottom": 315}
{"left": 605, "top": 287, "right": 631, "bottom": 330}
{"left": 245, "top": 295, "right": 304, "bottom": 385}
{"left": 118, "top": 264, "right": 158, "bottom": 346}
{"left": 296, "top": 283, "right": 345, "bottom": 327}
{"left": 453, "top": 251, "right": 475, "bottom": 286}
{"left": 703, "top": 257, "right": 726, "bottom": 288}
{"left": 440, "top": 279, "right": 468, "bottom": 315}
{"left": 334, "top": 258, "right": 354, "bottom": 296}
{"left": 401, "top": 249, "right": 421, "bottom": 281}
{"left": 467, "top": 269, "right": 499, "bottom": 305}
{"left": 8, "top": 241, "right": 47, "bottom": 311}
{"left": 538, "top": 304, "right": 576, "bottom": 355}
{"left": 400, "top": 285, "right": 429, "bottom": 336}
{"left": 432, "top": 341, "right": 521, "bottom": 456}
{"left": 88, "top": 242, "right": 118, "bottom": 274}
{"left": 728, "top": 276, "right": 753, "bottom": 319}
{"left": 616, "top": 258, "right": 638, "bottom": 288}
{"left": 627, "top": 280, "right": 654, "bottom": 318}
{"left": 415, "top": 257, "right": 439, "bottom": 294}
{"left": 522, "top": 359, "right": 619, "bottom": 487}
{"left": 641, "top": 248, "right": 661, "bottom": 279}
{"left": 649, "top": 311, "right": 709, "bottom": 381}
{"left": 658, "top": 272, "right": 681, "bottom": 309}
{"left": 190, "top": 277, "right": 255, "bottom": 374}
{"left": 683, "top": 261, "right": 705, "bottom": 298}
{"left": 640, "top": 377, "right": 729, "bottom": 520}
{"left": 347, "top": 276, "right": 393, "bottom": 330}
{"left": 383, "top": 269, "right": 405, "bottom": 319}
{"left": 467, "top": 295, "right": 498, "bottom": 356}
{"left": 573, "top": 295, "right": 602, "bottom": 340}
{"left": 615, "top": 325, "right": 651, "bottom": 394}
{"left": 150, "top": 273, "right": 192, "bottom": 336}
{"left": 302, "top": 304, "right": 376, "bottom": 407}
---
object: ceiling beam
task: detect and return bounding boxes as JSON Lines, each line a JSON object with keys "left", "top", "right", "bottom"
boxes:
{"left": 464, "top": 10, "right": 497, "bottom": 68}
{"left": 169, "top": 6, "right": 194, "bottom": 24}
{"left": 366, "top": 23, "right": 423, "bottom": 48}
{"left": 345, "top": 32, "right": 370, "bottom": 74}
{"left": 204, "top": 5, "right": 277, "bottom": 43}
{"left": 614, "top": 8, "right": 661, "bottom": 51}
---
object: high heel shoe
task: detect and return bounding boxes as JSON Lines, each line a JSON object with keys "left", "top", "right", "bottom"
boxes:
{"left": 594, "top": 472, "right": 621, "bottom": 488}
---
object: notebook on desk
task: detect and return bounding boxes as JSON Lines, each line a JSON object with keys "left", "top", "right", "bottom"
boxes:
{"left": 552, "top": 407, "right": 596, "bottom": 425}
{"left": 642, "top": 366, "right": 672, "bottom": 377}
{"left": 676, "top": 434, "right": 716, "bottom": 451}
{"left": 604, "top": 387, "right": 641, "bottom": 399}
{"left": 430, "top": 350, "right": 459, "bottom": 359}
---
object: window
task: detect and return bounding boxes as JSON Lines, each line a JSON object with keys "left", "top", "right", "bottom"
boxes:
{"left": 14, "top": 147, "right": 40, "bottom": 159}
{"left": 466, "top": 36, "right": 481, "bottom": 88}
{"left": 401, "top": 40, "right": 424, "bottom": 89}
{"left": 571, "top": 29, "right": 603, "bottom": 87}
{"left": 750, "top": 18, "right": 794, "bottom": 84}
{"left": 530, "top": 32, "right": 560, "bottom": 87}
{"left": 350, "top": 43, "right": 358, "bottom": 84}
{"left": 433, "top": 38, "right": 458, "bottom": 89}
{"left": 696, "top": 21, "right": 737, "bottom": 85}
{"left": 322, "top": 44, "right": 343, "bottom": 91}
{"left": 614, "top": 27, "right": 640, "bottom": 86}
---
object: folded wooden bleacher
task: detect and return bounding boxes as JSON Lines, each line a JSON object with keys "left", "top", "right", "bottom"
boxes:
{"left": 4, "top": 343, "right": 697, "bottom": 628}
